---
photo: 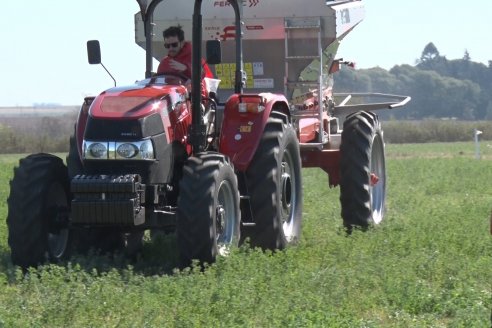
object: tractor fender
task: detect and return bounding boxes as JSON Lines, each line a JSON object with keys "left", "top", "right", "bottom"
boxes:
{"left": 219, "top": 93, "right": 290, "bottom": 172}
{"left": 75, "top": 97, "right": 95, "bottom": 158}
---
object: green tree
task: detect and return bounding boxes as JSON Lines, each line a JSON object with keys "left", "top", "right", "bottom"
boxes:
{"left": 333, "top": 65, "right": 372, "bottom": 92}
{"left": 420, "top": 42, "right": 440, "bottom": 62}
{"left": 334, "top": 41, "right": 492, "bottom": 120}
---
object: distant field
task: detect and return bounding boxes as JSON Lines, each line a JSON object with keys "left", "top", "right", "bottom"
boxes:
{"left": 0, "top": 142, "right": 491, "bottom": 327}
{"left": 0, "top": 106, "right": 78, "bottom": 117}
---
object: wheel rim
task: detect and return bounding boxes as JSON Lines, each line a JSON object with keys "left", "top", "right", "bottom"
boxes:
{"left": 280, "top": 150, "right": 297, "bottom": 242}
{"left": 216, "top": 179, "right": 237, "bottom": 255}
{"left": 47, "top": 182, "right": 69, "bottom": 259}
{"left": 370, "top": 134, "right": 385, "bottom": 224}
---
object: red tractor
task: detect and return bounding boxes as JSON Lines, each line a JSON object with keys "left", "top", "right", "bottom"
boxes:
{"left": 6, "top": 0, "right": 409, "bottom": 268}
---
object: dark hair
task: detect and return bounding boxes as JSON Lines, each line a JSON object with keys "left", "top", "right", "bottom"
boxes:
{"left": 163, "top": 25, "right": 184, "bottom": 41}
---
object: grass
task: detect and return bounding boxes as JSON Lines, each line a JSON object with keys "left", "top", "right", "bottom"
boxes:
{"left": 0, "top": 143, "right": 491, "bottom": 327}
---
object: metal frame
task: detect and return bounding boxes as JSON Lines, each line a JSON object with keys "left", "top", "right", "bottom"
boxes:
{"left": 137, "top": 0, "right": 244, "bottom": 154}
{"left": 334, "top": 92, "right": 411, "bottom": 115}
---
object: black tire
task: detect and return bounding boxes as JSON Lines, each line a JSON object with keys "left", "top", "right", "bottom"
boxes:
{"left": 7, "top": 154, "right": 71, "bottom": 268}
{"left": 340, "top": 111, "right": 386, "bottom": 229}
{"left": 176, "top": 153, "right": 240, "bottom": 268}
{"left": 242, "top": 116, "right": 303, "bottom": 250}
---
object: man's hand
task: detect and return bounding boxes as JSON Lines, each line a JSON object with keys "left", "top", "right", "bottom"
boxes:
{"left": 169, "top": 59, "right": 187, "bottom": 72}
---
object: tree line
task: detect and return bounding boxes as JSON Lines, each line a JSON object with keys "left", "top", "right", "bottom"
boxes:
{"left": 334, "top": 42, "right": 492, "bottom": 120}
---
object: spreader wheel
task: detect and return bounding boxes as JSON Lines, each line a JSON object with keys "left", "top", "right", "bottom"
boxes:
{"left": 340, "top": 111, "right": 386, "bottom": 229}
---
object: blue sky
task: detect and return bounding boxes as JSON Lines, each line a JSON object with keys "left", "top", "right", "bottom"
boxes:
{"left": 1, "top": 0, "right": 490, "bottom": 106}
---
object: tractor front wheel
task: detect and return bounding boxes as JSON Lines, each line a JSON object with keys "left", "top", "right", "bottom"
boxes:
{"left": 340, "top": 111, "right": 386, "bottom": 230}
{"left": 177, "top": 153, "right": 240, "bottom": 268}
{"left": 7, "top": 154, "right": 71, "bottom": 268}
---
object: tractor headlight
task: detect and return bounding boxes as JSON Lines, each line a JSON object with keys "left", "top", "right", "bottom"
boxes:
{"left": 116, "top": 143, "right": 138, "bottom": 159}
{"left": 84, "top": 141, "right": 108, "bottom": 159}
{"left": 115, "top": 140, "right": 154, "bottom": 160}
{"left": 139, "top": 140, "right": 154, "bottom": 159}
{"left": 84, "top": 139, "right": 155, "bottom": 160}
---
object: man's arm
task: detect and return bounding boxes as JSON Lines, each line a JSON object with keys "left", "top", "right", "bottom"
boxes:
{"left": 201, "top": 59, "right": 214, "bottom": 79}
{"left": 157, "top": 57, "right": 191, "bottom": 78}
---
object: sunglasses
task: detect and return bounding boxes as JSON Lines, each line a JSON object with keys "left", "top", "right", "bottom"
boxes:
{"left": 164, "top": 42, "right": 180, "bottom": 49}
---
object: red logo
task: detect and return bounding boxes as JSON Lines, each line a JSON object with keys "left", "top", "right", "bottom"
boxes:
{"left": 248, "top": 0, "right": 259, "bottom": 7}
{"left": 214, "top": 0, "right": 259, "bottom": 8}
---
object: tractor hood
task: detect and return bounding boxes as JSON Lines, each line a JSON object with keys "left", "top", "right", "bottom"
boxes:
{"left": 89, "top": 78, "right": 188, "bottom": 120}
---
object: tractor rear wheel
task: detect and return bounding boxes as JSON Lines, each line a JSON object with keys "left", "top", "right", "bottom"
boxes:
{"left": 7, "top": 154, "right": 71, "bottom": 268}
{"left": 340, "top": 111, "right": 386, "bottom": 230}
{"left": 243, "top": 116, "right": 303, "bottom": 250}
{"left": 177, "top": 153, "right": 240, "bottom": 268}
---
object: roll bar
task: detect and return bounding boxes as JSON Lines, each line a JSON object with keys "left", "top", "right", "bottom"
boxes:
{"left": 136, "top": 0, "right": 243, "bottom": 153}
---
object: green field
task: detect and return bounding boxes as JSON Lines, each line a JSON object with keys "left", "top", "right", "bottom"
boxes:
{"left": 0, "top": 142, "right": 491, "bottom": 327}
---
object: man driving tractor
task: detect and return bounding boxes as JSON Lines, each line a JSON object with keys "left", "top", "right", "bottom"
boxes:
{"left": 157, "top": 25, "right": 214, "bottom": 80}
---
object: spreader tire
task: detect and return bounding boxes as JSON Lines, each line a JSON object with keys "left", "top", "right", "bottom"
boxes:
{"left": 7, "top": 154, "right": 71, "bottom": 268}
{"left": 177, "top": 153, "right": 240, "bottom": 268}
{"left": 340, "top": 111, "right": 386, "bottom": 229}
{"left": 243, "top": 116, "right": 303, "bottom": 250}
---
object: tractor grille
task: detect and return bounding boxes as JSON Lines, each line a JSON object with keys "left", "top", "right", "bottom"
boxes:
{"left": 71, "top": 174, "right": 145, "bottom": 226}
{"left": 84, "top": 113, "right": 164, "bottom": 140}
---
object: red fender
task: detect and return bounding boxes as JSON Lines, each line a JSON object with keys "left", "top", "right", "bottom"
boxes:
{"left": 75, "top": 97, "right": 93, "bottom": 160}
{"left": 219, "top": 93, "right": 289, "bottom": 172}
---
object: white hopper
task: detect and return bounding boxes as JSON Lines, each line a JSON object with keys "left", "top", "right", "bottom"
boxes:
{"left": 135, "top": 0, "right": 365, "bottom": 98}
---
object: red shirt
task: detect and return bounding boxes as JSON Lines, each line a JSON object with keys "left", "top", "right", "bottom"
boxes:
{"left": 157, "top": 42, "right": 213, "bottom": 79}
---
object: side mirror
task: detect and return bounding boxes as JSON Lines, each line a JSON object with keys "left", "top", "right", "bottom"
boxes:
{"left": 87, "top": 40, "right": 102, "bottom": 65}
{"left": 86, "top": 40, "right": 116, "bottom": 86}
{"left": 206, "top": 40, "right": 222, "bottom": 65}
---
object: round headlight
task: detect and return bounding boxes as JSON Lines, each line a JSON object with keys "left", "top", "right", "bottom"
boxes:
{"left": 140, "top": 140, "right": 154, "bottom": 159}
{"left": 89, "top": 142, "right": 107, "bottom": 159}
{"left": 117, "top": 143, "right": 138, "bottom": 159}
